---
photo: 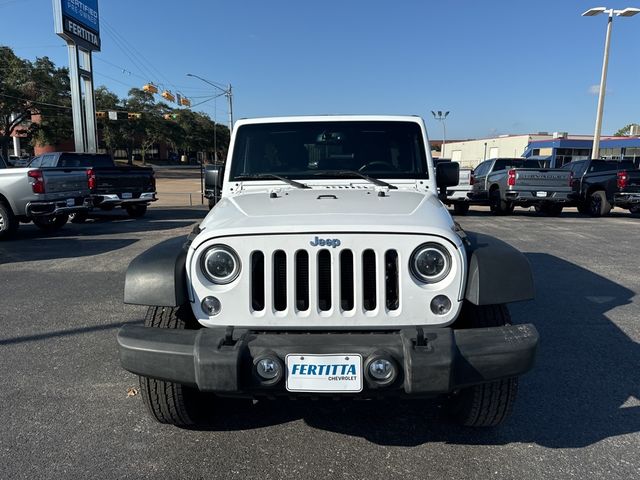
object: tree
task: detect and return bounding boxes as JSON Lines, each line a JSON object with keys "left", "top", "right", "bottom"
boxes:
{"left": 94, "top": 86, "right": 125, "bottom": 155}
{"left": 123, "top": 88, "right": 174, "bottom": 164}
{"left": 0, "top": 47, "right": 74, "bottom": 159}
{"left": 614, "top": 123, "right": 640, "bottom": 136}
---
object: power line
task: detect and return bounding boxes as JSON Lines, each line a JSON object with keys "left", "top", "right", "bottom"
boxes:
{"left": 0, "top": 93, "right": 71, "bottom": 109}
{"left": 102, "top": 20, "right": 180, "bottom": 94}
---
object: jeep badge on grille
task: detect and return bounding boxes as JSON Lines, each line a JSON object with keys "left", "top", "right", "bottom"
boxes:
{"left": 309, "top": 236, "right": 341, "bottom": 248}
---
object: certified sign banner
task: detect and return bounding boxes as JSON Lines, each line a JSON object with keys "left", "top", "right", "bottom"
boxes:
{"left": 53, "top": 0, "right": 101, "bottom": 51}
{"left": 62, "top": 0, "right": 99, "bottom": 32}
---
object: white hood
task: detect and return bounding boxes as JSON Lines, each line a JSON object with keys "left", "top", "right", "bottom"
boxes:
{"left": 196, "top": 187, "right": 457, "bottom": 247}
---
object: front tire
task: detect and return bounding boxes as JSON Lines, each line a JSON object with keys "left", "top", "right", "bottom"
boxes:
{"left": 126, "top": 204, "right": 148, "bottom": 218}
{"left": 447, "top": 304, "right": 519, "bottom": 427}
{"left": 0, "top": 202, "right": 18, "bottom": 240}
{"left": 139, "top": 305, "right": 205, "bottom": 427}
{"left": 32, "top": 214, "right": 69, "bottom": 231}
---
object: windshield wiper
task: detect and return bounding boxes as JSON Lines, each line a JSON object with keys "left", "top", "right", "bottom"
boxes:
{"left": 235, "top": 174, "right": 309, "bottom": 189}
{"left": 312, "top": 170, "right": 398, "bottom": 189}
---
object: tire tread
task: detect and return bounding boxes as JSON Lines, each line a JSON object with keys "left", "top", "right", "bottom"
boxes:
{"left": 138, "top": 305, "right": 198, "bottom": 426}
{"left": 449, "top": 303, "right": 520, "bottom": 427}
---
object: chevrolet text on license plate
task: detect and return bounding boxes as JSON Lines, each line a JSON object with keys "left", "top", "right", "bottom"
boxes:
{"left": 285, "top": 354, "right": 363, "bottom": 393}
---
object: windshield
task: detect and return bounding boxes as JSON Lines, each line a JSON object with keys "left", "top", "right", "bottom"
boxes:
{"left": 229, "top": 121, "right": 428, "bottom": 181}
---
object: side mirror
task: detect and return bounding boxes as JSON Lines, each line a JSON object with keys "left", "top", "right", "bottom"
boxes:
{"left": 436, "top": 161, "right": 460, "bottom": 188}
{"left": 204, "top": 164, "right": 224, "bottom": 208}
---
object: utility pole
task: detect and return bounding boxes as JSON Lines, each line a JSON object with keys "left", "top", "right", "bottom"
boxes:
{"left": 186, "top": 73, "right": 234, "bottom": 132}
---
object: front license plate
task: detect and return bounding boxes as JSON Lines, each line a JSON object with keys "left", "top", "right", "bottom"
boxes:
{"left": 536, "top": 191, "right": 548, "bottom": 198}
{"left": 66, "top": 198, "right": 74, "bottom": 207}
{"left": 286, "top": 354, "right": 363, "bottom": 393}
{"left": 121, "top": 192, "right": 133, "bottom": 199}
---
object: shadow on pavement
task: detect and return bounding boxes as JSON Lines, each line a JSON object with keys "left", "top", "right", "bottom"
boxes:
{"left": 187, "top": 253, "right": 638, "bottom": 448}
{"left": 0, "top": 320, "right": 143, "bottom": 346}
{"left": 451, "top": 207, "right": 637, "bottom": 219}
{"left": 0, "top": 208, "right": 203, "bottom": 249}
{"left": 0, "top": 237, "right": 139, "bottom": 264}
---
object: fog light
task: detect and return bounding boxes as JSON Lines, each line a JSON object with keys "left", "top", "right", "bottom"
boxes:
{"left": 201, "top": 296, "right": 222, "bottom": 316}
{"left": 430, "top": 295, "right": 451, "bottom": 315}
{"left": 369, "top": 359, "right": 394, "bottom": 381}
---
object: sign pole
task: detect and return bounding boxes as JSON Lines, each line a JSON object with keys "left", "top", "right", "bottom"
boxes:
{"left": 80, "top": 48, "right": 97, "bottom": 152}
{"left": 67, "top": 44, "right": 86, "bottom": 152}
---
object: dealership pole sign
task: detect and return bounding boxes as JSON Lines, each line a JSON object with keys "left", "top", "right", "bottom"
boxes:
{"left": 54, "top": 0, "right": 100, "bottom": 51}
{"left": 53, "top": 0, "right": 100, "bottom": 152}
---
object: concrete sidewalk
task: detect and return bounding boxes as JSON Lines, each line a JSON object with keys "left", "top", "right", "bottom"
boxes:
{"left": 153, "top": 169, "right": 206, "bottom": 207}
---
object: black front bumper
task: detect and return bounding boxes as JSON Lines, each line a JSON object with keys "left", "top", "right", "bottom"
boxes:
{"left": 118, "top": 325, "right": 538, "bottom": 396}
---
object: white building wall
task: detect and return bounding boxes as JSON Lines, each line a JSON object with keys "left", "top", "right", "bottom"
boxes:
{"left": 445, "top": 135, "right": 553, "bottom": 168}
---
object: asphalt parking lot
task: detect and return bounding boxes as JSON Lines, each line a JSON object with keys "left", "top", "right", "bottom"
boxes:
{"left": 0, "top": 203, "right": 638, "bottom": 480}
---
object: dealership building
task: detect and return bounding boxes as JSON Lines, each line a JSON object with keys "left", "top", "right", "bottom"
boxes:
{"left": 445, "top": 132, "right": 640, "bottom": 169}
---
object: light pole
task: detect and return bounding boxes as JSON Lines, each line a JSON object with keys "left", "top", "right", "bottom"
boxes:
{"left": 431, "top": 110, "right": 450, "bottom": 158}
{"left": 582, "top": 6, "right": 639, "bottom": 159}
{"left": 186, "top": 73, "right": 234, "bottom": 132}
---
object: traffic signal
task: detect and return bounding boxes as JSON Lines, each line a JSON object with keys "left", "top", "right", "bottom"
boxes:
{"left": 161, "top": 90, "right": 175, "bottom": 102}
{"left": 143, "top": 83, "right": 158, "bottom": 94}
{"left": 180, "top": 97, "right": 191, "bottom": 107}
{"left": 128, "top": 113, "right": 142, "bottom": 120}
{"left": 163, "top": 113, "right": 178, "bottom": 120}
{"left": 96, "top": 111, "right": 106, "bottom": 119}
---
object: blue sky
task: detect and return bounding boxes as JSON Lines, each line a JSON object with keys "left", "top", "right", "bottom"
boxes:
{"left": 2, "top": 0, "right": 639, "bottom": 139}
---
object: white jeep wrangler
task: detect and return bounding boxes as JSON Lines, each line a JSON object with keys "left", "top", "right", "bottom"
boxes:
{"left": 118, "top": 115, "right": 538, "bottom": 427}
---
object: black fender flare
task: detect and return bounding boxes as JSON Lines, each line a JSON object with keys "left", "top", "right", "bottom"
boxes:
{"left": 463, "top": 231, "right": 534, "bottom": 305}
{"left": 124, "top": 234, "right": 194, "bottom": 307}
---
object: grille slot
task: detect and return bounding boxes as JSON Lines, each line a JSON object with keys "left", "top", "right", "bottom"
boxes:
{"left": 362, "top": 249, "right": 377, "bottom": 311}
{"left": 273, "top": 250, "right": 287, "bottom": 311}
{"left": 339, "top": 250, "right": 354, "bottom": 311}
{"left": 250, "top": 251, "right": 264, "bottom": 311}
{"left": 385, "top": 250, "right": 399, "bottom": 311}
{"left": 317, "top": 249, "right": 332, "bottom": 311}
{"left": 295, "top": 251, "right": 309, "bottom": 311}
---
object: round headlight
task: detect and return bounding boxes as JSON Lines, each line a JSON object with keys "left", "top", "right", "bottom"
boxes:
{"left": 201, "top": 245, "right": 241, "bottom": 284}
{"left": 410, "top": 243, "right": 451, "bottom": 283}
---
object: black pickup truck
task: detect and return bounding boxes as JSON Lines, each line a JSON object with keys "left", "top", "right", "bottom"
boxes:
{"left": 28, "top": 152, "right": 157, "bottom": 221}
{"left": 561, "top": 159, "right": 640, "bottom": 216}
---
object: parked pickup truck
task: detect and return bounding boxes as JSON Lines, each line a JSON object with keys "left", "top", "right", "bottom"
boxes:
{"left": 28, "top": 152, "right": 156, "bottom": 221}
{"left": 118, "top": 115, "right": 538, "bottom": 429}
{"left": 469, "top": 157, "right": 572, "bottom": 215}
{"left": 0, "top": 152, "right": 91, "bottom": 239}
{"left": 561, "top": 159, "right": 640, "bottom": 216}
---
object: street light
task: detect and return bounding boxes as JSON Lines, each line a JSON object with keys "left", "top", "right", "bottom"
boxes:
{"left": 186, "top": 73, "right": 234, "bottom": 132}
{"left": 582, "top": 6, "right": 640, "bottom": 159}
{"left": 431, "top": 110, "right": 450, "bottom": 158}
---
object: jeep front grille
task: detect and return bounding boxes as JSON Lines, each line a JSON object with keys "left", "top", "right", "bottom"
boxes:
{"left": 250, "top": 248, "right": 400, "bottom": 315}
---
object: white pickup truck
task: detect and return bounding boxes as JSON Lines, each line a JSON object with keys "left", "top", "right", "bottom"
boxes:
{"left": 118, "top": 116, "right": 538, "bottom": 428}
{"left": 0, "top": 153, "right": 91, "bottom": 239}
